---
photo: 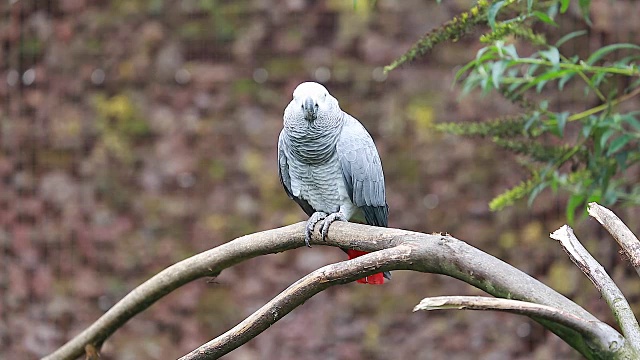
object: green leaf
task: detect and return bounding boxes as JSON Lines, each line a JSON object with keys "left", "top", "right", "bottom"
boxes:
{"left": 555, "top": 112, "right": 569, "bottom": 137}
{"left": 586, "top": 43, "right": 640, "bottom": 65}
{"left": 527, "top": 181, "right": 548, "bottom": 207}
{"left": 623, "top": 113, "right": 640, "bottom": 132}
{"left": 540, "top": 47, "right": 560, "bottom": 66}
{"left": 555, "top": 30, "right": 588, "bottom": 47}
{"left": 582, "top": 121, "right": 594, "bottom": 138}
{"left": 615, "top": 151, "right": 629, "bottom": 171}
{"left": 524, "top": 112, "right": 540, "bottom": 133}
{"left": 487, "top": 1, "right": 506, "bottom": 30}
{"left": 455, "top": 61, "right": 480, "bottom": 83}
{"left": 491, "top": 60, "right": 507, "bottom": 88}
{"left": 454, "top": 49, "right": 497, "bottom": 82}
{"left": 532, "top": 10, "right": 557, "bottom": 26}
{"left": 550, "top": 173, "right": 560, "bottom": 192}
{"left": 518, "top": 68, "right": 573, "bottom": 95}
{"left": 599, "top": 128, "right": 616, "bottom": 149}
{"left": 578, "top": 0, "right": 592, "bottom": 25}
{"left": 480, "top": 67, "right": 492, "bottom": 93}
{"left": 526, "top": 63, "right": 540, "bottom": 76}
{"left": 603, "top": 187, "right": 619, "bottom": 206}
{"left": 590, "top": 71, "right": 607, "bottom": 88}
{"left": 539, "top": 100, "right": 549, "bottom": 110}
{"left": 548, "top": 2, "right": 559, "bottom": 18}
{"left": 558, "top": 72, "right": 576, "bottom": 90}
{"left": 560, "top": 0, "right": 571, "bottom": 13}
{"left": 502, "top": 44, "right": 519, "bottom": 59}
{"left": 606, "top": 134, "right": 633, "bottom": 155}
{"left": 566, "top": 193, "right": 586, "bottom": 225}
{"left": 527, "top": 0, "right": 533, "bottom": 12}
{"left": 507, "top": 80, "right": 524, "bottom": 93}
{"left": 614, "top": 55, "right": 640, "bottom": 67}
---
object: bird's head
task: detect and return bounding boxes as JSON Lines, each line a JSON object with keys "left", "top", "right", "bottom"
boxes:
{"left": 290, "top": 82, "right": 335, "bottom": 122}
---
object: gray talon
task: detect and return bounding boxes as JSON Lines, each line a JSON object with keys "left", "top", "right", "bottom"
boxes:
{"left": 304, "top": 229, "right": 312, "bottom": 247}
{"left": 320, "top": 212, "right": 348, "bottom": 241}
{"left": 305, "top": 212, "right": 327, "bottom": 247}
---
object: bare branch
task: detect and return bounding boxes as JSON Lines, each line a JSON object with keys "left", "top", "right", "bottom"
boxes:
{"left": 587, "top": 202, "right": 640, "bottom": 276}
{"left": 414, "top": 296, "right": 624, "bottom": 350}
{"left": 551, "top": 225, "right": 640, "bottom": 350}
{"left": 46, "top": 222, "right": 633, "bottom": 360}
{"left": 179, "top": 246, "right": 412, "bottom": 360}
{"left": 43, "top": 224, "right": 308, "bottom": 360}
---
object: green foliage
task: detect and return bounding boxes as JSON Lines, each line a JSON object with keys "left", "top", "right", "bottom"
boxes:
{"left": 489, "top": 176, "right": 537, "bottom": 211}
{"left": 387, "top": 0, "right": 640, "bottom": 222}
{"left": 384, "top": 0, "right": 497, "bottom": 73}
{"left": 434, "top": 115, "right": 528, "bottom": 137}
{"left": 491, "top": 138, "right": 575, "bottom": 163}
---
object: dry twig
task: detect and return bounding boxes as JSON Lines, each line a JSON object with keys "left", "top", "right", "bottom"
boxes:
{"left": 588, "top": 202, "right": 640, "bottom": 276}
{"left": 413, "top": 295, "right": 624, "bottom": 350}
{"left": 551, "top": 225, "right": 640, "bottom": 351}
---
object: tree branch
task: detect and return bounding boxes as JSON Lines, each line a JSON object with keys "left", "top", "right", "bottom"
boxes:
{"left": 178, "top": 246, "right": 413, "bottom": 360}
{"left": 587, "top": 202, "right": 640, "bottom": 276}
{"left": 413, "top": 296, "right": 624, "bottom": 350}
{"left": 46, "top": 222, "right": 634, "bottom": 360}
{"left": 44, "top": 224, "right": 308, "bottom": 360}
{"left": 551, "top": 225, "right": 640, "bottom": 351}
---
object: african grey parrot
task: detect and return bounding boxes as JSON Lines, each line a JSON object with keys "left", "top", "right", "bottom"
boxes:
{"left": 278, "top": 81, "right": 390, "bottom": 284}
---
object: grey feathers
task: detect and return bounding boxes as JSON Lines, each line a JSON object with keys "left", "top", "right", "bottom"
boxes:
{"left": 278, "top": 82, "right": 388, "bottom": 227}
{"left": 278, "top": 131, "right": 315, "bottom": 217}
{"left": 337, "top": 115, "right": 387, "bottom": 226}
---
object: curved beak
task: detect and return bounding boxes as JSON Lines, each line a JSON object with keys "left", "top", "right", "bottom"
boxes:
{"left": 303, "top": 97, "right": 318, "bottom": 121}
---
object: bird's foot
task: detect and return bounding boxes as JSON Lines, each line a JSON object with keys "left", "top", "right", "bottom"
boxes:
{"left": 320, "top": 212, "right": 348, "bottom": 241}
{"left": 305, "top": 212, "right": 327, "bottom": 247}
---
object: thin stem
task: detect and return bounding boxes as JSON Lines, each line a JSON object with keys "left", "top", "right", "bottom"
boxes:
{"left": 568, "top": 86, "right": 640, "bottom": 122}
{"left": 559, "top": 54, "right": 606, "bottom": 101}
{"left": 512, "top": 58, "right": 640, "bottom": 77}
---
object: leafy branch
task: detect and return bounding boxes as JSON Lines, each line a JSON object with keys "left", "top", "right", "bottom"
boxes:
{"left": 387, "top": 0, "right": 640, "bottom": 220}
{"left": 383, "top": 0, "right": 496, "bottom": 73}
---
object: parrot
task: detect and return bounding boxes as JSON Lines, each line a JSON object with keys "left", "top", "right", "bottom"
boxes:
{"left": 277, "top": 81, "right": 390, "bottom": 284}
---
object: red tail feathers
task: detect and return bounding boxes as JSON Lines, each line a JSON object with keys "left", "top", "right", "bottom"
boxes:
{"left": 346, "top": 249, "right": 385, "bottom": 285}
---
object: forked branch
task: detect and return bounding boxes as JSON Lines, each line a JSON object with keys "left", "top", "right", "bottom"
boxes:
{"left": 45, "top": 222, "right": 634, "bottom": 360}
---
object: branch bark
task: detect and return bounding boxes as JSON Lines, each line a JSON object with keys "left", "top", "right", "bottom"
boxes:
{"left": 587, "top": 202, "right": 640, "bottom": 276}
{"left": 178, "top": 246, "right": 412, "bottom": 360}
{"left": 413, "top": 296, "right": 624, "bottom": 350}
{"left": 46, "top": 222, "right": 634, "bottom": 360}
{"left": 551, "top": 225, "right": 640, "bottom": 352}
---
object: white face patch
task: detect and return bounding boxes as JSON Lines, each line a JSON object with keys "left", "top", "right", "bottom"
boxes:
{"left": 293, "top": 82, "right": 328, "bottom": 98}
{"left": 293, "top": 82, "right": 328, "bottom": 103}
{"left": 290, "top": 82, "right": 333, "bottom": 120}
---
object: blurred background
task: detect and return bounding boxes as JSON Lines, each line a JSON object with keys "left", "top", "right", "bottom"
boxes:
{"left": 2, "top": 0, "right": 640, "bottom": 359}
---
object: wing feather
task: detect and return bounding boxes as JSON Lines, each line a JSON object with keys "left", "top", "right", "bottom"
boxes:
{"left": 337, "top": 115, "right": 388, "bottom": 227}
{"left": 278, "top": 130, "right": 315, "bottom": 216}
